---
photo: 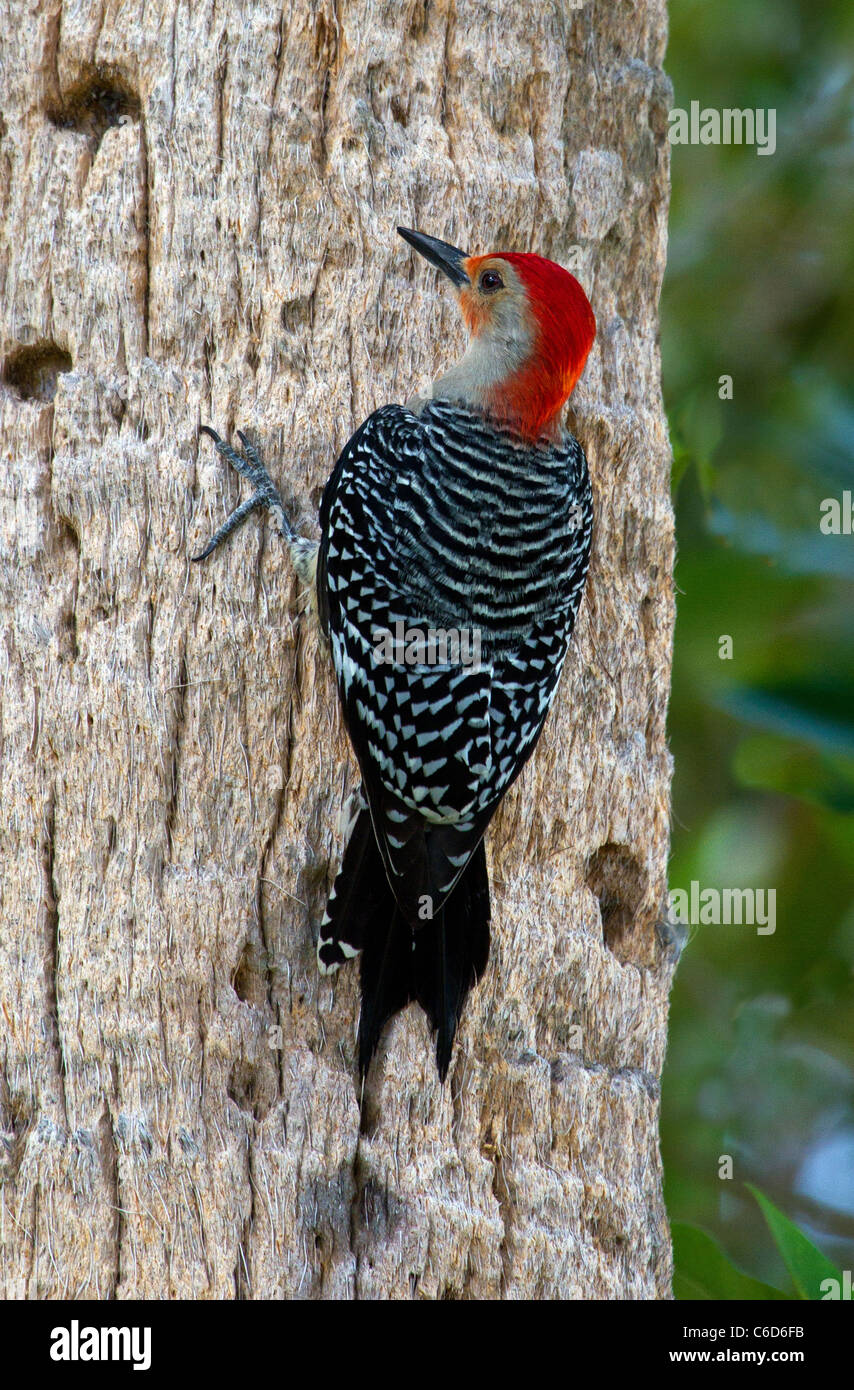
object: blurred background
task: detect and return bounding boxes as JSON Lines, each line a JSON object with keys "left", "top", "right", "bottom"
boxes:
{"left": 661, "top": 0, "right": 854, "bottom": 1287}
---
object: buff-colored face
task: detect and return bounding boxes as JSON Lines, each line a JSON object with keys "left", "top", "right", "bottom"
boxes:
{"left": 458, "top": 256, "right": 535, "bottom": 353}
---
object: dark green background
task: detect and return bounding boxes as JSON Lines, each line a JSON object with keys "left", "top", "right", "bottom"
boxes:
{"left": 661, "top": 0, "right": 854, "bottom": 1284}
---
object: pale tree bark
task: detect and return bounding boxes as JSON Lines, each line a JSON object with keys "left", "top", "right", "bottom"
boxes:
{"left": 0, "top": 0, "right": 676, "bottom": 1299}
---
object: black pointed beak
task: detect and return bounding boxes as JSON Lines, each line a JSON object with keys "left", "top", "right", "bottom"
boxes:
{"left": 397, "top": 227, "right": 470, "bottom": 288}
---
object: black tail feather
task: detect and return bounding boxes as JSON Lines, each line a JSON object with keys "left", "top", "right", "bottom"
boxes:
{"left": 352, "top": 838, "right": 491, "bottom": 1081}
{"left": 357, "top": 895, "right": 413, "bottom": 1079}
{"left": 317, "top": 803, "right": 390, "bottom": 973}
{"left": 323, "top": 809, "right": 492, "bottom": 1080}
{"left": 413, "top": 841, "right": 491, "bottom": 1079}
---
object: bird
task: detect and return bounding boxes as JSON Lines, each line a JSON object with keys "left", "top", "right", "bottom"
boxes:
{"left": 194, "top": 227, "right": 596, "bottom": 1082}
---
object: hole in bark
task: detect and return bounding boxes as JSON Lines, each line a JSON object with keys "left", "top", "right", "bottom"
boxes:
{"left": 60, "top": 602, "right": 79, "bottom": 662}
{"left": 233, "top": 943, "right": 256, "bottom": 1003}
{"left": 2, "top": 342, "right": 72, "bottom": 402}
{"left": 281, "top": 295, "right": 311, "bottom": 332}
{"left": 358, "top": 1074, "right": 381, "bottom": 1138}
{"left": 57, "top": 517, "right": 81, "bottom": 555}
{"left": 96, "top": 815, "right": 117, "bottom": 871}
{"left": 586, "top": 842, "right": 646, "bottom": 960}
{"left": 227, "top": 1038, "right": 278, "bottom": 1121}
{"left": 228, "top": 1061, "right": 268, "bottom": 1117}
{"left": 46, "top": 70, "right": 140, "bottom": 155}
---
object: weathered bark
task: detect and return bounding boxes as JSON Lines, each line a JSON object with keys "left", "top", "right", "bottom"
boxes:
{"left": 0, "top": 0, "right": 676, "bottom": 1299}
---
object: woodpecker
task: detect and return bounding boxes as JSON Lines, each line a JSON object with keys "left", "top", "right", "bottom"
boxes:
{"left": 194, "top": 228, "right": 595, "bottom": 1081}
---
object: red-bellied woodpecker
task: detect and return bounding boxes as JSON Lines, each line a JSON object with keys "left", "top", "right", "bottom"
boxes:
{"left": 195, "top": 227, "right": 596, "bottom": 1081}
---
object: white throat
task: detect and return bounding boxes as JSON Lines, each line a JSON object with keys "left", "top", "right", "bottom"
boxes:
{"left": 430, "top": 318, "right": 533, "bottom": 409}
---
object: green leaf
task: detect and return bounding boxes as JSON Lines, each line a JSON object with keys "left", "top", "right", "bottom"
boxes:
{"left": 733, "top": 733, "right": 854, "bottom": 813}
{"left": 672, "top": 1221, "right": 789, "bottom": 1300}
{"left": 747, "top": 1185, "right": 845, "bottom": 1300}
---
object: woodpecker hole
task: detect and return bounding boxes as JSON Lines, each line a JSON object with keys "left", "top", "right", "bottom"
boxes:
{"left": 2, "top": 342, "right": 72, "bottom": 402}
{"left": 46, "top": 69, "right": 140, "bottom": 155}
{"left": 232, "top": 941, "right": 267, "bottom": 1008}
{"left": 57, "top": 517, "right": 81, "bottom": 556}
{"left": 586, "top": 842, "right": 647, "bottom": 962}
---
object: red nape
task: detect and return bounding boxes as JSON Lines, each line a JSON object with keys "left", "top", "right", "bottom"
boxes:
{"left": 491, "top": 253, "right": 596, "bottom": 440}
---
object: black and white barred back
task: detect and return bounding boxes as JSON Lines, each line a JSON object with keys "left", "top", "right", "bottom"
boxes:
{"left": 315, "top": 397, "right": 593, "bottom": 1078}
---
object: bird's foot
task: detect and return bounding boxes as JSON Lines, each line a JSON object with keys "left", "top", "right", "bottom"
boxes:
{"left": 193, "top": 425, "right": 297, "bottom": 562}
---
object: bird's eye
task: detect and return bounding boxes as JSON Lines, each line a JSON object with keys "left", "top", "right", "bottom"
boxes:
{"left": 479, "top": 270, "right": 503, "bottom": 293}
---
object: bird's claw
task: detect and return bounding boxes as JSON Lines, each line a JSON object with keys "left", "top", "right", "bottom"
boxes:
{"left": 193, "top": 425, "right": 292, "bottom": 562}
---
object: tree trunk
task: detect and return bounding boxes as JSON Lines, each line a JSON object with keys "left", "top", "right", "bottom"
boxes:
{"left": 0, "top": 0, "right": 676, "bottom": 1299}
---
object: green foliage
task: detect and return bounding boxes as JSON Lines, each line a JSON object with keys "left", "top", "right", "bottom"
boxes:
{"left": 662, "top": 0, "right": 854, "bottom": 1287}
{"left": 672, "top": 1221, "right": 789, "bottom": 1300}
{"left": 673, "top": 1188, "right": 845, "bottom": 1299}
{"left": 747, "top": 1186, "right": 845, "bottom": 1298}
